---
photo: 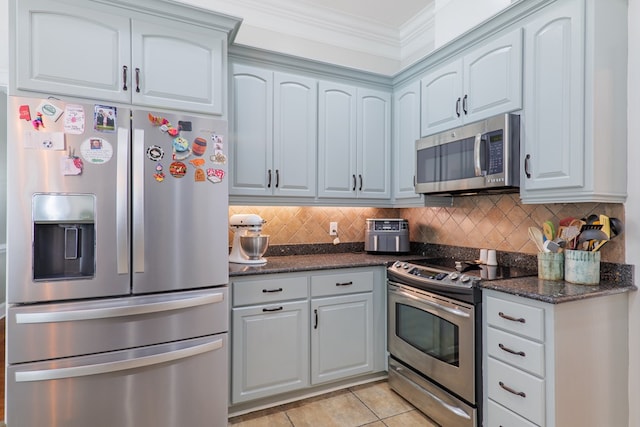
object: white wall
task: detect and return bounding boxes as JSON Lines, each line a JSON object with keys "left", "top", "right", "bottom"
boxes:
{"left": 433, "top": 0, "right": 511, "bottom": 48}
{"left": 627, "top": 1, "right": 640, "bottom": 425}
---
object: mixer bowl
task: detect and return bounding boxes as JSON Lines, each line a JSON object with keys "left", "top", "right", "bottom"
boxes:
{"left": 240, "top": 235, "right": 270, "bottom": 260}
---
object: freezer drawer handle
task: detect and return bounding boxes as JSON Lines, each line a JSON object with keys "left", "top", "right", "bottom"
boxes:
{"left": 15, "top": 338, "right": 224, "bottom": 383}
{"left": 15, "top": 292, "right": 224, "bottom": 324}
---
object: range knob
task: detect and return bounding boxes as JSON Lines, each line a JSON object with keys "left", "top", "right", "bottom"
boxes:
{"left": 394, "top": 261, "right": 402, "bottom": 268}
{"left": 402, "top": 263, "right": 410, "bottom": 269}
{"left": 460, "top": 275, "right": 471, "bottom": 283}
{"left": 449, "top": 273, "right": 459, "bottom": 280}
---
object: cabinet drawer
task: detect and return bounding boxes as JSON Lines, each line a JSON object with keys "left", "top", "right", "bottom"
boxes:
{"left": 232, "top": 276, "right": 308, "bottom": 307}
{"left": 311, "top": 270, "right": 373, "bottom": 297}
{"left": 486, "top": 296, "right": 544, "bottom": 341}
{"left": 487, "top": 357, "right": 545, "bottom": 426}
{"left": 487, "top": 399, "right": 538, "bottom": 427}
{"left": 487, "top": 326, "right": 544, "bottom": 377}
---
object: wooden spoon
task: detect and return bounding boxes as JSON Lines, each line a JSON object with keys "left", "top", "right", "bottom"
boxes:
{"left": 528, "top": 227, "right": 545, "bottom": 252}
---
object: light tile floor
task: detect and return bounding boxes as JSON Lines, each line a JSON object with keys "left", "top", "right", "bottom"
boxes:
{"left": 228, "top": 380, "right": 439, "bottom": 427}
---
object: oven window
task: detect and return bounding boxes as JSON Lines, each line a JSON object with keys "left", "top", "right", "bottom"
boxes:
{"left": 396, "top": 303, "right": 459, "bottom": 366}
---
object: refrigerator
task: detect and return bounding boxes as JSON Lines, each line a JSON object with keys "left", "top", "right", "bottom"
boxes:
{"left": 5, "top": 95, "right": 230, "bottom": 427}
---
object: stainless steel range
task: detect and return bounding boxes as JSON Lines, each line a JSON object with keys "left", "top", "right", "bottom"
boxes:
{"left": 387, "top": 258, "right": 534, "bottom": 427}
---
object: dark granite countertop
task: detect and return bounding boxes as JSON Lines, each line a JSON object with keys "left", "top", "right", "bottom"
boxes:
{"left": 229, "top": 243, "right": 636, "bottom": 304}
{"left": 480, "top": 277, "right": 635, "bottom": 304}
{"left": 229, "top": 252, "right": 421, "bottom": 276}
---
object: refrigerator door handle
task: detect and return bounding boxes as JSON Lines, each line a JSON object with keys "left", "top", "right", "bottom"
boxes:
{"left": 15, "top": 292, "right": 224, "bottom": 324}
{"left": 116, "top": 127, "right": 129, "bottom": 274}
{"left": 15, "top": 338, "right": 224, "bottom": 382}
{"left": 133, "top": 128, "right": 145, "bottom": 273}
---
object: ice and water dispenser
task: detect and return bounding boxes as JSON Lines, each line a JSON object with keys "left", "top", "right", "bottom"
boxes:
{"left": 32, "top": 194, "right": 96, "bottom": 281}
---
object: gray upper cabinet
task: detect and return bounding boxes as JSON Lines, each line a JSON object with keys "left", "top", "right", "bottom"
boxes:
{"left": 520, "top": 0, "right": 627, "bottom": 203}
{"left": 420, "top": 29, "right": 523, "bottom": 136}
{"left": 12, "top": 0, "right": 234, "bottom": 115}
{"left": 318, "top": 81, "right": 391, "bottom": 199}
{"left": 230, "top": 63, "right": 317, "bottom": 197}
{"left": 392, "top": 81, "right": 422, "bottom": 202}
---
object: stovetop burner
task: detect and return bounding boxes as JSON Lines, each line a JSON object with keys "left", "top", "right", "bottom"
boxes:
{"left": 387, "top": 257, "right": 536, "bottom": 304}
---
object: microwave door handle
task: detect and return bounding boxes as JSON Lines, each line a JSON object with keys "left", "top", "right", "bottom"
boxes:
{"left": 474, "top": 133, "right": 482, "bottom": 177}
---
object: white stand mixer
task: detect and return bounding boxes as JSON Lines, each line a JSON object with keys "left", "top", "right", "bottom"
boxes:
{"left": 229, "top": 214, "right": 268, "bottom": 265}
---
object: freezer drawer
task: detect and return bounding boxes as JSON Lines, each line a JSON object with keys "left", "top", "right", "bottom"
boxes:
{"left": 8, "top": 287, "right": 228, "bottom": 364}
{"left": 7, "top": 334, "right": 229, "bottom": 427}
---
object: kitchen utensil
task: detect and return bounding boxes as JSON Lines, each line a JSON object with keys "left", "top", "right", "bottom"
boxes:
{"left": 584, "top": 214, "right": 599, "bottom": 224}
{"left": 577, "top": 229, "right": 608, "bottom": 251}
{"left": 543, "top": 239, "right": 562, "bottom": 253}
{"left": 610, "top": 217, "right": 624, "bottom": 237}
{"left": 528, "top": 227, "right": 545, "bottom": 252}
{"left": 486, "top": 249, "right": 497, "bottom": 266}
{"left": 542, "top": 220, "right": 555, "bottom": 241}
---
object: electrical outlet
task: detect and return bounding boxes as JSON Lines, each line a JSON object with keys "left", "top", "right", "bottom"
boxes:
{"left": 329, "top": 222, "right": 338, "bottom": 236}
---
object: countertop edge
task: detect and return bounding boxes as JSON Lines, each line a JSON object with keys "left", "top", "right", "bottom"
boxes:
{"left": 229, "top": 252, "right": 635, "bottom": 304}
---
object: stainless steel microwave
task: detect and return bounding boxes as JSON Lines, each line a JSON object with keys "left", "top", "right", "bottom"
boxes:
{"left": 415, "top": 114, "right": 520, "bottom": 195}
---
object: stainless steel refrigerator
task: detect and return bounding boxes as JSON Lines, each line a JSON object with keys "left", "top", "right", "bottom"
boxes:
{"left": 5, "top": 95, "right": 229, "bottom": 427}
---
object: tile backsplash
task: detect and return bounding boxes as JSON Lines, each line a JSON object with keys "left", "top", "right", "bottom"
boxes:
{"left": 230, "top": 194, "right": 625, "bottom": 263}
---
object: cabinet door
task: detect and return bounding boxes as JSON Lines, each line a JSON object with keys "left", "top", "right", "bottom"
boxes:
{"left": 393, "top": 81, "right": 422, "bottom": 201}
{"left": 357, "top": 88, "right": 391, "bottom": 199}
{"left": 420, "top": 60, "right": 463, "bottom": 136}
{"left": 230, "top": 64, "right": 274, "bottom": 196}
{"left": 273, "top": 72, "right": 318, "bottom": 197}
{"left": 231, "top": 300, "right": 309, "bottom": 403}
{"left": 318, "top": 81, "right": 358, "bottom": 198}
{"left": 14, "top": 0, "right": 130, "bottom": 102}
{"left": 521, "top": 0, "right": 585, "bottom": 193}
{"left": 463, "top": 29, "right": 523, "bottom": 123}
{"left": 131, "top": 19, "right": 226, "bottom": 114}
{"left": 311, "top": 293, "right": 373, "bottom": 385}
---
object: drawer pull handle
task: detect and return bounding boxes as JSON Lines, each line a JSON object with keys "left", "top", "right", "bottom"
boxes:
{"left": 336, "top": 281, "right": 353, "bottom": 287}
{"left": 499, "top": 343, "right": 526, "bottom": 357}
{"left": 262, "top": 306, "right": 283, "bottom": 312}
{"left": 498, "top": 312, "right": 526, "bottom": 323}
{"left": 499, "top": 381, "right": 526, "bottom": 398}
{"left": 314, "top": 309, "right": 318, "bottom": 329}
{"left": 262, "top": 288, "right": 283, "bottom": 293}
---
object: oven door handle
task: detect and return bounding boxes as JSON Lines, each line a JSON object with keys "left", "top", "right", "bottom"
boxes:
{"left": 389, "top": 286, "right": 471, "bottom": 319}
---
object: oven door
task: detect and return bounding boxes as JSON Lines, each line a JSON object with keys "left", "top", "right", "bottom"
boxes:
{"left": 388, "top": 281, "right": 476, "bottom": 404}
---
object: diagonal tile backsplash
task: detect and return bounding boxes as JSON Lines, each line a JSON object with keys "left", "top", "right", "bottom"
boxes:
{"left": 230, "top": 194, "right": 625, "bottom": 263}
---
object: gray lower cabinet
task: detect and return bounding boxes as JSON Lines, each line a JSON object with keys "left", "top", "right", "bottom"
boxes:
{"left": 231, "top": 274, "right": 310, "bottom": 404}
{"left": 231, "top": 267, "right": 385, "bottom": 407}
{"left": 310, "top": 271, "right": 374, "bottom": 385}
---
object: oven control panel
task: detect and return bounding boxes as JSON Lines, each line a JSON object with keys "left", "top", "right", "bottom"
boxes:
{"left": 390, "top": 261, "right": 476, "bottom": 289}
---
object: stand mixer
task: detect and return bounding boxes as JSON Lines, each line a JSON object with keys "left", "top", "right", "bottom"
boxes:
{"left": 229, "top": 214, "right": 269, "bottom": 265}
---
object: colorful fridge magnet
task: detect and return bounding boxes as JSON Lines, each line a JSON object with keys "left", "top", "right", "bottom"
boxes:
{"left": 146, "top": 145, "right": 164, "bottom": 161}
{"left": 36, "top": 100, "right": 64, "bottom": 122}
{"left": 169, "top": 161, "right": 187, "bottom": 178}
{"left": 172, "top": 136, "right": 189, "bottom": 152}
{"left": 178, "top": 121, "right": 192, "bottom": 131}
{"left": 32, "top": 113, "right": 45, "bottom": 130}
{"left": 80, "top": 137, "right": 113, "bottom": 164}
{"left": 148, "top": 113, "right": 179, "bottom": 136}
{"left": 61, "top": 148, "right": 83, "bottom": 176}
{"left": 192, "top": 136, "right": 207, "bottom": 156}
{"left": 63, "top": 104, "right": 86, "bottom": 134}
{"left": 154, "top": 163, "right": 166, "bottom": 182}
{"left": 206, "top": 168, "right": 225, "bottom": 183}
{"left": 19, "top": 105, "right": 31, "bottom": 121}
{"left": 94, "top": 105, "right": 117, "bottom": 133}
{"left": 194, "top": 167, "right": 206, "bottom": 182}
{"left": 210, "top": 152, "right": 227, "bottom": 164}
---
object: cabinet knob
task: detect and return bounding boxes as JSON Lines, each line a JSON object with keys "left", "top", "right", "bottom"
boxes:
{"left": 524, "top": 154, "right": 532, "bottom": 179}
{"left": 462, "top": 94, "right": 468, "bottom": 115}
{"left": 456, "top": 97, "right": 461, "bottom": 117}
{"left": 267, "top": 169, "right": 272, "bottom": 188}
{"left": 135, "top": 67, "right": 141, "bottom": 93}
